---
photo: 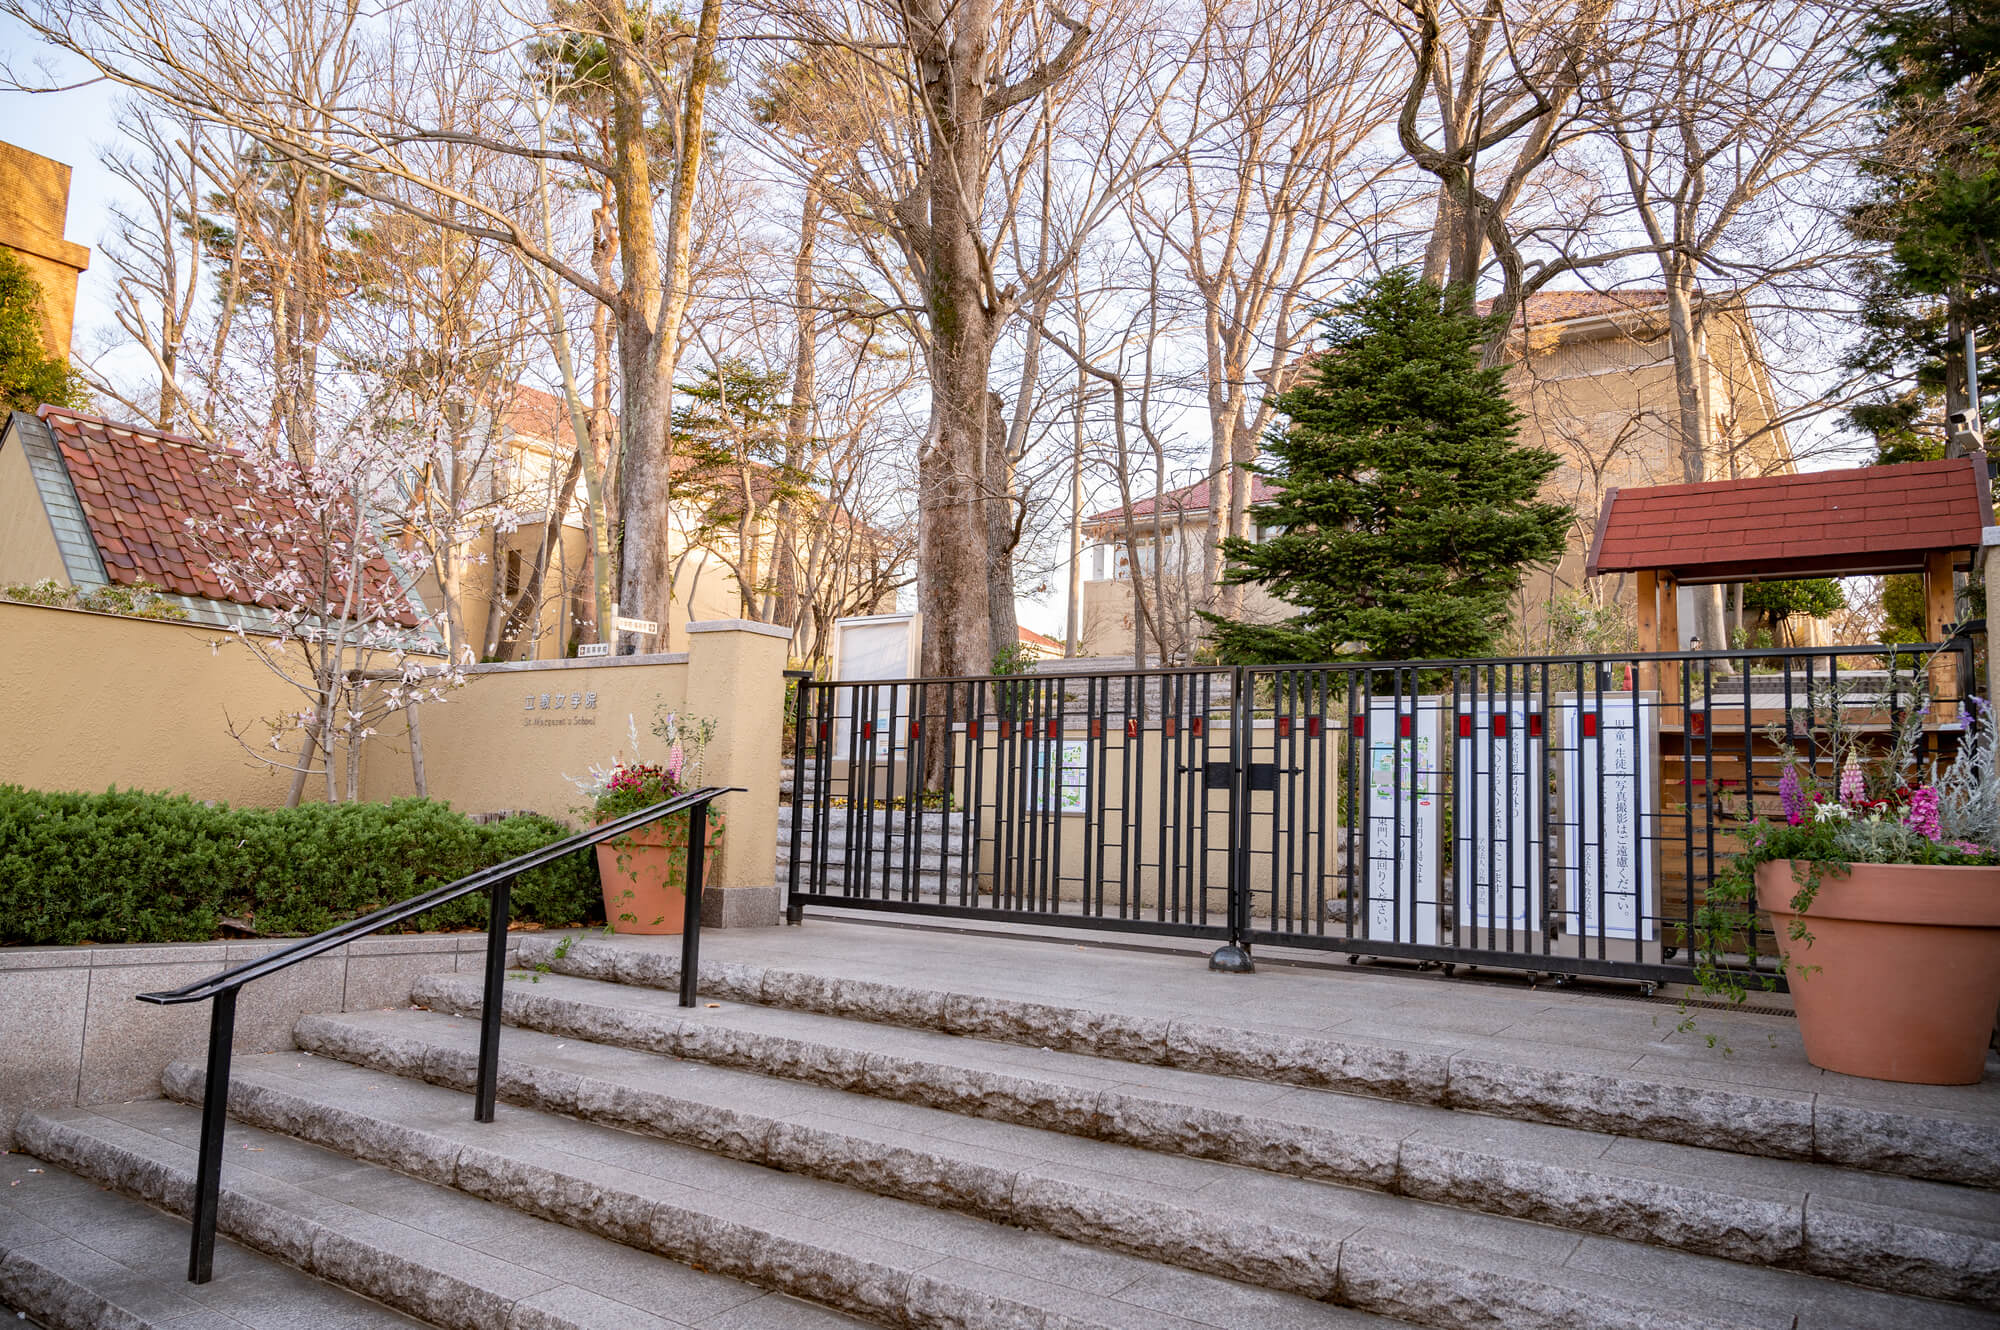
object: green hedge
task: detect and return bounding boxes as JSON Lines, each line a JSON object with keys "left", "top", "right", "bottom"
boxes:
{"left": 0, "top": 787, "right": 604, "bottom": 946}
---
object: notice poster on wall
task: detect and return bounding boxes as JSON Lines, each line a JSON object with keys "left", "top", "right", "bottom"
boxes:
{"left": 1364, "top": 701, "right": 1443, "bottom": 945}
{"left": 1031, "top": 739, "right": 1091, "bottom": 812}
{"left": 1556, "top": 693, "right": 1658, "bottom": 941}
{"left": 1453, "top": 699, "right": 1544, "bottom": 937}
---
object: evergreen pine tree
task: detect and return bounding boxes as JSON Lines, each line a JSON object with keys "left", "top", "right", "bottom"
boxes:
{"left": 0, "top": 249, "right": 87, "bottom": 415}
{"left": 1207, "top": 269, "right": 1570, "bottom": 663}
{"left": 1843, "top": 0, "right": 2000, "bottom": 440}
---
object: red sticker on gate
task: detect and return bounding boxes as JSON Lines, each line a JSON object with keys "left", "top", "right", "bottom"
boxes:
{"left": 1125, "top": 719, "right": 1139, "bottom": 739}
{"left": 1306, "top": 716, "right": 1322, "bottom": 738}
{"left": 1191, "top": 716, "right": 1204, "bottom": 737}
{"left": 1493, "top": 715, "right": 1509, "bottom": 737}
{"left": 1164, "top": 718, "right": 1178, "bottom": 738}
{"left": 1457, "top": 715, "right": 1473, "bottom": 738}
{"left": 1582, "top": 713, "right": 1598, "bottom": 738}
{"left": 1047, "top": 719, "right": 1060, "bottom": 739}
{"left": 1277, "top": 716, "right": 1291, "bottom": 738}
{"left": 1528, "top": 714, "right": 1543, "bottom": 738}
{"left": 1397, "top": 715, "right": 1411, "bottom": 738}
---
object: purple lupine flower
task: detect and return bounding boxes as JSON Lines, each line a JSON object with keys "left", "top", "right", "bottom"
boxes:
{"left": 1838, "top": 758, "right": 1866, "bottom": 806}
{"left": 1906, "top": 785, "right": 1942, "bottom": 840}
{"left": 1777, "top": 766, "right": 1805, "bottom": 825}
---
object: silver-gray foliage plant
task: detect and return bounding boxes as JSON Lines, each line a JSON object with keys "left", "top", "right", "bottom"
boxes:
{"left": 1932, "top": 695, "right": 2000, "bottom": 845}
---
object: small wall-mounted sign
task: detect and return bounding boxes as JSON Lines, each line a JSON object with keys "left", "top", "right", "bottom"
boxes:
{"left": 613, "top": 616, "right": 659, "bottom": 635}
{"left": 576, "top": 642, "right": 611, "bottom": 658}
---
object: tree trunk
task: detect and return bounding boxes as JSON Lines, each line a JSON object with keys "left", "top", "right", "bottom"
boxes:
{"left": 605, "top": 0, "right": 721, "bottom": 653}
{"left": 985, "top": 391, "right": 1020, "bottom": 663}
{"left": 1662, "top": 266, "right": 1727, "bottom": 655}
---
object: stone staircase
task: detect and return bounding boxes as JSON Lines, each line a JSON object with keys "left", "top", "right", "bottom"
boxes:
{"left": 6, "top": 928, "right": 2000, "bottom": 1330}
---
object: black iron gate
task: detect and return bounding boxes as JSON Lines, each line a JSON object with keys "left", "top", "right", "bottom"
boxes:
{"left": 785, "top": 643, "right": 1977, "bottom": 986}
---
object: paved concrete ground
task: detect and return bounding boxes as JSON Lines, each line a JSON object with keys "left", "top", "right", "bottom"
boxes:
{"left": 617, "top": 911, "right": 2000, "bottom": 1132}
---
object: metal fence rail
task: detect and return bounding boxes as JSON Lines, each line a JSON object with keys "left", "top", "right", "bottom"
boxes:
{"left": 786, "top": 642, "right": 1978, "bottom": 987}
{"left": 138, "top": 785, "right": 739, "bottom": 1284}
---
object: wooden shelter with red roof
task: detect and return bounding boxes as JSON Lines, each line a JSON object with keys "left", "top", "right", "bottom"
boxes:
{"left": 1587, "top": 457, "right": 1991, "bottom": 703}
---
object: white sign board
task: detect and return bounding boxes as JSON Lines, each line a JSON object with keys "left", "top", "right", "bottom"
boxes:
{"left": 1556, "top": 693, "right": 1658, "bottom": 941}
{"left": 830, "top": 613, "right": 921, "bottom": 754}
{"left": 1364, "top": 701, "right": 1442, "bottom": 945}
{"left": 575, "top": 642, "right": 610, "bottom": 658}
{"left": 1453, "top": 699, "right": 1544, "bottom": 937}
{"left": 613, "top": 616, "right": 659, "bottom": 635}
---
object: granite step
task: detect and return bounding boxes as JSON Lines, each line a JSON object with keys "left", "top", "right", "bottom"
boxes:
{"left": 13, "top": 1104, "right": 875, "bottom": 1330}
{"left": 509, "top": 933, "right": 2000, "bottom": 1188}
{"left": 132, "top": 1056, "right": 1405, "bottom": 1330}
{"left": 398, "top": 964, "right": 2000, "bottom": 1304}
{"left": 0, "top": 1149, "right": 426, "bottom": 1330}
{"left": 304, "top": 1000, "right": 2000, "bottom": 1310}
{"left": 150, "top": 1045, "right": 1988, "bottom": 1330}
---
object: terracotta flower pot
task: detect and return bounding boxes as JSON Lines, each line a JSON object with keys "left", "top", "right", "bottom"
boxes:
{"left": 1756, "top": 859, "right": 2000, "bottom": 1085}
{"left": 594, "top": 813, "right": 725, "bottom": 936}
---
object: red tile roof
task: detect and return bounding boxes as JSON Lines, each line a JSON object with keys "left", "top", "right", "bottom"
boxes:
{"left": 1086, "top": 474, "right": 1281, "bottom": 524}
{"left": 1588, "top": 459, "right": 1990, "bottom": 584}
{"left": 1017, "top": 625, "right": 1063, "bottom": 651}
{"left": 35, "top": 405, "right": 421, "bottom": 626}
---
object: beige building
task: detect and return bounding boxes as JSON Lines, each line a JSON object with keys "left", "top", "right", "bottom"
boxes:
{"left": 0, "top": 141, "right": 90, "bottom": 358}
{"left": 1076, "top": 289, "right": 1794, "bottom": 660}
{"left": 420, "top": 387, "right": 903, "bottom": 663}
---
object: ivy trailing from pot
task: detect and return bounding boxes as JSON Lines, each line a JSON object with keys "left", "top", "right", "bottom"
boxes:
{"left": 1690, "top": 662, "right": 2000, "bottom": 1083}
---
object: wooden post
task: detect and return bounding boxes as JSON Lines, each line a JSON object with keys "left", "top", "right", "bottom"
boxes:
{"left": 1926, "top": 549, "right": 1961, "bottom": 715}
{"left": 1658, "top": 572, "right": 1683, "bottom": 708}
{"left": 1635, "top": 569, "right": 1659, "bottom": 697}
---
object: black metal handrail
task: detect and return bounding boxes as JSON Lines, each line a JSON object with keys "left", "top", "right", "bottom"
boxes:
{"left": 137, "top": 785, "right": 740, "bottom": 1285}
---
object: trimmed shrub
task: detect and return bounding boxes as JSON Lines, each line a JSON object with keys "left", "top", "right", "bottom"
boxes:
{"left": 0, "top": 787, "right": 603, "bottom": 946}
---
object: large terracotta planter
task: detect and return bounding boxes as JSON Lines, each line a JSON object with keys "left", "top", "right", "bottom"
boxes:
{"left": 594, "top": 813, "right": 725, "bottom": 936}
{"left": 1756, "top": 859, "right": 2000, "bottom": 1085}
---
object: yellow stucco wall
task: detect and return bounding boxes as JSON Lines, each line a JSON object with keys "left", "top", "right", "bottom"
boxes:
{"left": 0, "top": 141, "right": 90, "bottom": 358}
{"left": 0, "top": 602, "right": 304, "bottom": 805}
{"left": 0, "top": 437, "right": 66, "bottom": 585}
{"left": 360, "top": 653, "right": 692, "bottom": 819}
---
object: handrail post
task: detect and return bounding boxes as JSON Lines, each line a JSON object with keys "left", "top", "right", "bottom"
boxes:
{"left": 474, "top": 874, "right": 514, "bottom": 1123}
{"left": 187, "top": 986, "right": 237, "bottom": 1284}
{"left": 680, "top": 799, "right": 709, "bottom": 1007}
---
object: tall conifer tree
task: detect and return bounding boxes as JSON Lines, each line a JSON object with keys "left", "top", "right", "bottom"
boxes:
{"left": 1208, "top": 269, "right": 1569, "bottom": 663}
{"left": 0, "top": 250, "right": 86, "bottom": 414}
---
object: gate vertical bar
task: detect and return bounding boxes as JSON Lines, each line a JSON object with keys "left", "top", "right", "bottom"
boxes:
{"left": 1211, "top": 665, "right": 1255, "bottom": 972}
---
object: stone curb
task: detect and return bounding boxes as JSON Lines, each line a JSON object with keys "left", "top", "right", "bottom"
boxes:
{"left": 512, "top": 934, "right": 2000, "bottom": 1189}
{"left": 404, "top": 976, "right": 2000, "bottom": 1310}
{"left": 157, "top": 1055, "right": 1746, "bottom": 1330}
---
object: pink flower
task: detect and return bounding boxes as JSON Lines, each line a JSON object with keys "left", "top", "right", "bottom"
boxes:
{"left": 1906, "top": 786, "right": 1942, "bottom": 840}
{"left": 666, "top": 742, "right": 685, "bottom": 785}
{"left": 1838, "top": 759, "right": 1866, "bottom": 807}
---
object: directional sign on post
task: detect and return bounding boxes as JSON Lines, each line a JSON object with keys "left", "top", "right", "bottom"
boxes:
{"left": 613, "top": 616, "right": 659, "bottom": 635}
